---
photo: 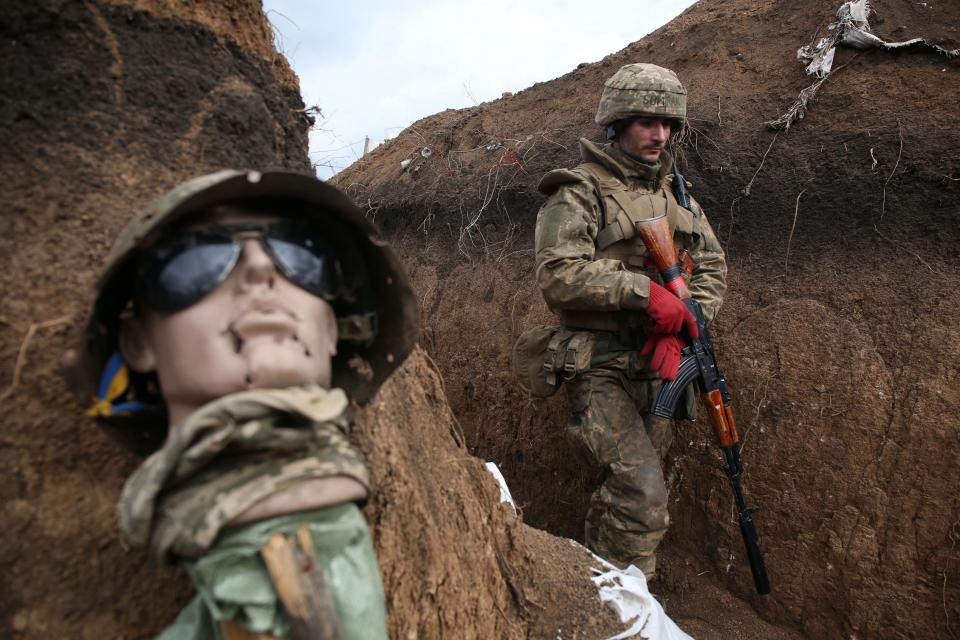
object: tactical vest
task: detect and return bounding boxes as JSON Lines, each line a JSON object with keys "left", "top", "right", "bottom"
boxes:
{"left": 560, "top": 161, "right": 701, "bottom": 334}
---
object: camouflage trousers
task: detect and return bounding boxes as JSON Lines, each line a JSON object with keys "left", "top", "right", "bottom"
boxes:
{"left": 564, "top": 349, "right": 673, "bottom": 580}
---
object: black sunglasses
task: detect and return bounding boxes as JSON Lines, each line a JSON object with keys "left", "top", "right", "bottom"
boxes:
{"left": 137, "top": 221, "right": 343, "bottom": 313}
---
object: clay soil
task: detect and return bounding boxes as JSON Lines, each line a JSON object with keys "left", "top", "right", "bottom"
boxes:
{"left": 2, "top": 0, "right": 959, "bottom": 639}
{"left": 2, "top": 2, "right": 620, "bottom": 639}
{"left": 335, "top": 0, "right": 960, "bottom": 637}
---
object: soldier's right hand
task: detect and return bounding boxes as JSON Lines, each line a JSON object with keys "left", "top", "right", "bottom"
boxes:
{"left": 646, "top": 282, "right": 699, "bottom": 338}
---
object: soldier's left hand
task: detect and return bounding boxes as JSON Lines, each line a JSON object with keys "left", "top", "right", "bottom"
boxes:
{"left": 640, "top": 333, "right": 683, "bottom": 380}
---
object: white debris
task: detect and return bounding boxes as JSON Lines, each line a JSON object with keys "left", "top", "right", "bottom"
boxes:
{"left": 400, "top": 159, "right": 412, "bottom": 170}
{"left": 769, "top": 0, "right": 959, "bottom": 130}
{"left": 484, "top": 462, "right": 516, "bottom": 513}
{"left": 575, "top": 543, "right": 693, "bottom": 640}
{"left": 801, "top": 44, "right": 835, "bottom": 77}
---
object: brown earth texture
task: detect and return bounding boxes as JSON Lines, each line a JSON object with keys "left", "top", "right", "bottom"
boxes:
{"left": 1, "top": 0, "right": 959, "bottom": 639}
{"left": 335, "top": 0, "right": 960, "bottom": 637}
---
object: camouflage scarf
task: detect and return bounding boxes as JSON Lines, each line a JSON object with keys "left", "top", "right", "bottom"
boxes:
{"left": 605, "top": 144, "right": 662, "bottom": 188}
{"left": 117, "top": 385, "right": 369, "bottom": 563}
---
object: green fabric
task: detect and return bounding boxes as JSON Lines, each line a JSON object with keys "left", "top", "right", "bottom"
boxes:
{"left": 157, "top": 502, "right": 387, "bottom": 639}
{"left": 156, "top": 597, "right": 215, "bottom": 640}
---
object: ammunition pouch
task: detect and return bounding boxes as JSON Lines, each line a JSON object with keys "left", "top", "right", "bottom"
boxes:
{"left": 511, "top": 326, "right": 597, "bottom": 398}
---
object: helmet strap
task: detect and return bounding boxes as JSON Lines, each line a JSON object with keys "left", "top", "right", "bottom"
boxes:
{"left": 605, "top": 118, "right": 632, "bottom": 141}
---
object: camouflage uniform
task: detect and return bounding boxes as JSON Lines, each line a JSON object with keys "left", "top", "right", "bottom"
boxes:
{"left": 534, "top": 64, "right": 727, "bottom": 578}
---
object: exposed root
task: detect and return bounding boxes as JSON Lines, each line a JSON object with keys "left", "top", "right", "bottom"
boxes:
{"left": 942, "top": 513, "right": 960, "bottom": 639}
{"left": 724, "top": 196, "right": 741, "bottom": 248}
{"left": 422, "top": 348, "right": 467, "bottom": 448}
{"left": 742, "top": 131, "right": 780, "bottom": 197}
{"left": 0, "top": 315, "right": 72, "bottom": 406}
{"left": 784, "top": 187, "right": 809, "bottom": 273}
{"left": 740, "top": 375, "right": 772, "bottom": 455}
{"left": 879, "top": 120, "right": 903, "bottom": 221}
{"left": 873, "top": 224, "right": 944, "bottom": 277}
{"left": 263, "top": 8, "right": 299, "bottom": 60}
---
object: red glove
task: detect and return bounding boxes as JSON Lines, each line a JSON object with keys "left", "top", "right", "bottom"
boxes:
{"left": 646, "top": 281, "right": 699, "bottom": 339}
{"left": 641, "top": 334, "right": 683, "bottom": 381}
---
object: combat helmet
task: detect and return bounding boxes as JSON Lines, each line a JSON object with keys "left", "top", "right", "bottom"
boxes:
{"left": 70, "top": 170, "right": 419, "bottom": 455}
{"left": 595, "top": 63, "right": 687, "bottom": 135}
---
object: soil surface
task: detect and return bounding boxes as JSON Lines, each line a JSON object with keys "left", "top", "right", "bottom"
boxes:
{"left": 335, "top": 0, "right": 960, "bottom": 638}
{"left": 1, "top": 2, "right": 311, "bottom": 637}
{"left": 2, "top": 0, "right": 958, "bottom": 639}
{"left": 1, "top": 2, "right": 622, "bottom": 639}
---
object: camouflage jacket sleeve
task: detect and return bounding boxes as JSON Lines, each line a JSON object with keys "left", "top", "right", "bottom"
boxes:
{"left": 534, "top": 173, "right": 652, "bottom": 312}
{"left": 686, "top": 197, "right": 727, "bottom": 324}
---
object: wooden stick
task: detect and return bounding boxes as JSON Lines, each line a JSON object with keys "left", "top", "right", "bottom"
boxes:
{"left": 260, "top": 526, "right": 344, "bottom": 640}
{"left": 220, "top": 620, "right": 281, "bottom": 640}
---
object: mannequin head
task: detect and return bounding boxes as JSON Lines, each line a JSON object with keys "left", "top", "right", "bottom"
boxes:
{"left": 73, "top": 170, "right": 418, "bottom": 455}
{"left": 119, "top": 208, "right": 339, "bottom": 426}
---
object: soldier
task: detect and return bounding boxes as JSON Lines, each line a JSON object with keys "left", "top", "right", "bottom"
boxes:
{"left": 69, "top": 170, "right": 417, "bottom": 639}
{"left": 533, "top": 63, "right": 727, "bottom": 582}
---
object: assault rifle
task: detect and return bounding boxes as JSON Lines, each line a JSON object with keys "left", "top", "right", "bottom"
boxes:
{"left": 636, "top": 210, "right": 771, "bottom": 596}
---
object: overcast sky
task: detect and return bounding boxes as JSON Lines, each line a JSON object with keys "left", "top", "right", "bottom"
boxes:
{"left": 261, "top": 0, "right": 697, "bottom": 178}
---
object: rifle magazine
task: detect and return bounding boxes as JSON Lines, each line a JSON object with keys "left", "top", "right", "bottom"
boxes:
{"left": 651, "top": 354, "right": 700, "bottom": 417}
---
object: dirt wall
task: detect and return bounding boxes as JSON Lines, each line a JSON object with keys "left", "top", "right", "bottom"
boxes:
{"left": 336, "top": 0, "right": 960, "bottom": 637}
{"left": 0, "top": 2, "right": 627, "bottom": 638}
{"left": 1, "top": 2, "right": 310, "bottom": 636}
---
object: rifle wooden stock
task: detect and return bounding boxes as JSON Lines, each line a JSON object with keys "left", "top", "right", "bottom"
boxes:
{"left": 634, "top": 214, "right": 692, "bottom": 300}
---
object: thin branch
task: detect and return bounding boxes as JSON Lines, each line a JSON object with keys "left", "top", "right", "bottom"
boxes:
{"left": 463, "top": 82, "right": 479, "bottom": 106}
{"left": 724, "top": 196, "right": 741, "bottom": 249}
{"left": 540, "top": 133, "right": 568, "bottom": 150}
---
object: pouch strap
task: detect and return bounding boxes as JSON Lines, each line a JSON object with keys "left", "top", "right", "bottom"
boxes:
{"left": 596, "top": 209, "right": 634, "bottom": 249}
{"left": 595, "top": 190, "right": 670, "bottom": 250}
{"left": 562, "top": 334, "right": 586, "bottom": 380}
{"left": 543, "top": 331, "right": 567, "bottom": 386}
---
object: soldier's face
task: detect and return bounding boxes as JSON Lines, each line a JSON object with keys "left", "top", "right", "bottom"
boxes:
{"left": 617, "top": 117, "right": 673, "bottom": 162}
{"left": 120, "top": 211, "right": 339, "bottom": 426}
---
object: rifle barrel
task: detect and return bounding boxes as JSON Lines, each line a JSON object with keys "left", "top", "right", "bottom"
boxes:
{"left": 722, "top": 444, "right": 771, "bottom": 595}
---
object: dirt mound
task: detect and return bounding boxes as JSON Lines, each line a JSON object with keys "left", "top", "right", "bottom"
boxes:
{"left": 1, "top": 2, "right": 632, "bottom": 638}
{"left": 4, "top": 0, "right": 958, "bottom": 638}
{"left": 335, "top": 0, "right": 960, "bottom": 637}
{"left": 1, "top": 2, "right": 310, "bottom": 636}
